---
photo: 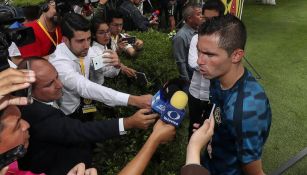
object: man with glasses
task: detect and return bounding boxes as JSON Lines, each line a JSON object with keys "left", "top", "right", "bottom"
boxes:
{"left": 18, "top": 0, "right": 62, "bottom": 59}
{"left": 108, "top": 10, "right": 144, "bottom": 57}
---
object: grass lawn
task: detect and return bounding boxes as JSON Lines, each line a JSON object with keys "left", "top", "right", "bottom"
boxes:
{"left": 243, "top": 0, "right": 307, "bottom": 174}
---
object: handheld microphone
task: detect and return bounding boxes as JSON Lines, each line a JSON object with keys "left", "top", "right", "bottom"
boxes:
{"left": 149, "top": 10, "right": 160, "bottom": 20}
{"left": 170, "top": 91, "right": 188, "bottom": 110}
{"left": 151, "top": 90, "right": 188, "bottom": 127}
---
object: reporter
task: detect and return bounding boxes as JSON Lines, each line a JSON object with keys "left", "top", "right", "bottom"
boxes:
{"left": 0, "top": 68, "right": 35, "bottom": 110}
{"left": 49, "top": 12, "right": 152, "bottom": 119}
{"left": 118, "top": 120, "right": 176, "bottom": 175}
{"left": 0, "top": 105, "right": 96, "bottom": 175}
{"left": 17, "top": 57, "right": 157, "bottom": 174}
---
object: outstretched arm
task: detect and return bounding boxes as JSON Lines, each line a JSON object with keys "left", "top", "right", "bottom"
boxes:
{"left": 118, "top": 120, "right": 176, "bottom": 175}
{"left": 180, "top": 115, "right": 215, "bottom": 175}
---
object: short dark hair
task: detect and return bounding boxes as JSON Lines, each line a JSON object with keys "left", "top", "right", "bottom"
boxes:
{"left": 198, "top": 14, "right": 247, "bottom": 55}
{"left": 203, "top": 0, "right": 225, "bottom": 15}
{"left": 107, "top": 10, "right": 124, "bottom": 24}
{"left": 61, "top": 12, "right": 90, "bottom": 40}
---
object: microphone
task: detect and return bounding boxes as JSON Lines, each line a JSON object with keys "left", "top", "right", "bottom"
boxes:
{"left": 170, "top": 91, "right": 188, "bottom": 110}
{"left": 161, "top": 78, "right": 189, "bottom": 100}
{"left": 151, "top": 90, "right": 188, "bottom": 127}
{"left": 149, "top": 10, "right": 160, "bottom": 20}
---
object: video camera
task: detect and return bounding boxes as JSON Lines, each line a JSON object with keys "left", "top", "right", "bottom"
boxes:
{"left": 0, "top": 4, "right": 35, "bottom": 72}
{"left": 55, "top": 0, "right": 99, "bottom": 17}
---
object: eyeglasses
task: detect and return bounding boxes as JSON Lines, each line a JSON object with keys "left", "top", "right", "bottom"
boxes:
{"left": 96, "top": 30, "right": 110, "bottom": 36}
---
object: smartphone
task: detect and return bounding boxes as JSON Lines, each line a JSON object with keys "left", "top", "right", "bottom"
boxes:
{"left": 122, "top": 36, "right": 136, "bottom": 45}
{"left": 26, "top": 61, "right": 33, "bottom": 104}
{"left": 199, "top": 103, "right": 217, "bottom": 126}
{"left": 91, "top": 52, "right": 111, "bottom": 70}
{"left": 0, "top": 145, "right": 27, "bottom": 169}
{"left": 135, "top": 72, "right": 149, "bottom": 86}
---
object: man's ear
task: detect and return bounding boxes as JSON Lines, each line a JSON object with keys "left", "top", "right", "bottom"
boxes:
{"left": 62, "top": 36, "right": 69, "bottom": 45}
{"left": 231, "top": 49, "right": 245, "bottom": 64}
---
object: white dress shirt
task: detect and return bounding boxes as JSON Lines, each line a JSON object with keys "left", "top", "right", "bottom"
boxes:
{"left": 8, "top": 42, "right": 21, "bottom": 57}
{"left": 49, "top": 43, "right": 130, "bottom": 115}
{"left": 188, "top": 34, "right": 210, "bottom": 101}
{"left": 88, "top": 41, "right": 120, "bottom": 85}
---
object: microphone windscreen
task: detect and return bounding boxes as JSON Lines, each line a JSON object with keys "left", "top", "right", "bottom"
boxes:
{"left": 170, "top": 91, "right": 188, "bottom": 110}
{"left": 163, "top": 84, "right": 180, "bottom": 100}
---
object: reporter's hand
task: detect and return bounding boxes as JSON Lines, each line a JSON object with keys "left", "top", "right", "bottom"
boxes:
{"left": 149, "top": 16, "right": 159, "bottom": 26}
{"left": 0, "top": 68, "right": 35, "bottom": 110}
{"left": 117, "top": 38, "right": 129, "bottom": 52}
{"left": 125, "top": 109, "right": 158, "bottom": 130}
{"left": 128, "top": 94, "right": 152, "bottom": 109}
{"left": 185, "top": 115, "right": 215, "bottom": 165}
{"left": 0, "top": 166, "right": 8, "bottom": 175}
{"left": 102, "top": 50, "right": 121, "bottom": 68}
{"left": 133, "top": 39, "right": 144, "bottom": 50}
{"left": 189, "top": 115, "right": 215, "bottom": 151}
{"left": 121, "top": 65, "right": 136, "bottom": 77}
{"left": 67, "top": 163, "right": 97, "bottom": 175}
{"left": 151, "top": 120, "right": 176, "bottom": 144}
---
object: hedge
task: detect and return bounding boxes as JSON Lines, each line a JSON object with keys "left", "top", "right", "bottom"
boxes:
{"left": 93, "top": 29, "right": 189, "bottom": 175}
{"left": 11, "top": 0, "right": 44, "bottom": 6}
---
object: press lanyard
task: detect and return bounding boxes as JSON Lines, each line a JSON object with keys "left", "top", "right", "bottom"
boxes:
{"left": 37, "top": 20, "right": 59, "bottom": 47}
{"left": 79, "top": 57, "right": 86, "bottom": 76}
{"left": 79, "top": 57, "right": 97, "bottom": 114}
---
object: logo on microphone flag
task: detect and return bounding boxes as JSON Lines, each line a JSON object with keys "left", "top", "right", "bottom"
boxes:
{"left": 151, "top": 90, "right": 186, "bottom": 127}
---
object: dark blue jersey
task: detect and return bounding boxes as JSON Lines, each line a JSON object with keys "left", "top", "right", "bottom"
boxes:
{"left": 202, "top": 68, "right": 272, "bottom": 175}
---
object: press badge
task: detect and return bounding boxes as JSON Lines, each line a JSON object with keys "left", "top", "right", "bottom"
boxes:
{"left": 82, "top": 98, "right": 97, "bottom": 114}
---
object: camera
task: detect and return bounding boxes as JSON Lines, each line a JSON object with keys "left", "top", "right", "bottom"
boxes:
{"left": 55, "top": 0, "right": 98, "bottom": 17}
{"left": 0, "top": 145, "right": 27, "bottom": 169}
{"left": 0, "top": 4, "right": 35, "bottom": 72}
{"left": 122, "top": 36, "right": 136, "bottom": 45}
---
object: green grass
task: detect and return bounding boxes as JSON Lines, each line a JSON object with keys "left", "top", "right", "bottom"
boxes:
{"left": 242, "top": 0, "right": 307, "bottom": 174}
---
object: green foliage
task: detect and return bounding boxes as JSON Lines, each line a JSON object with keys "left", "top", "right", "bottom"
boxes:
{"left": 243, "top": 0, "right": 307, "bottom": 174}
{"left": 92, "top": 30, "right": 187, "bottom": 174}
{"left": 12, "top": 0, "right": 45, "bottom": 6}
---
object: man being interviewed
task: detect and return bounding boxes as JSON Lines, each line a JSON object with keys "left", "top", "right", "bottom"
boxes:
{"left": 197, "top": 14, "right": 271, "bottom": 175}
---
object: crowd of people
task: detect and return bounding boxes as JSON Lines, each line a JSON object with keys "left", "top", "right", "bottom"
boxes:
{"left": 0, "top": 0, "right": 272, "bottom": 174}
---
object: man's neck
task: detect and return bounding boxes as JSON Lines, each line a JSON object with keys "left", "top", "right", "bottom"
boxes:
{"left": 219, "top": 65, "right": 245, "bottom": 90}
{"left": 39, "top": 14, "right": 56, "bottom": 32}
{"left": 186, "top": 22, "right": 198, "bottom": 31}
